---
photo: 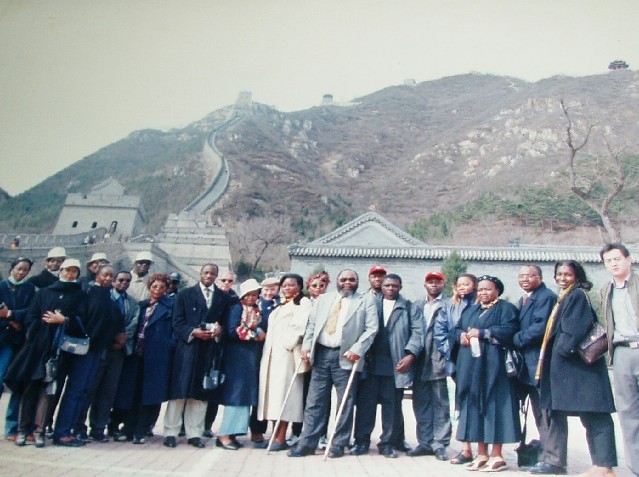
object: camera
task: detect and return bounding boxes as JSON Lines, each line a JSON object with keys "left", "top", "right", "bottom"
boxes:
{"left": 202, "top": 370, "right": 225, "bottom": 390}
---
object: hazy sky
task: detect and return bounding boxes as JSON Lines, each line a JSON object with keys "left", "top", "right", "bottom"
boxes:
{"left": 1, "top": 0, "right": 637, "bottom": 196}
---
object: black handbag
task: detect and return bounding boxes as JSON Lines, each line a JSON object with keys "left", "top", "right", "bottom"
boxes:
{"left": 202, "top": 347, "right": 225, "bottom": 390}
{"left": 505, "top": 349, "right": 523, "bottom": 378}
{"left": 515, "top": 397, "right": 541, "bottom": 468}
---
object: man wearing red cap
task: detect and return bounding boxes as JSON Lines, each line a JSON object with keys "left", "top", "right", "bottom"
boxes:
{"left": 408, "top": 271, "right": 452, "bottom": 460}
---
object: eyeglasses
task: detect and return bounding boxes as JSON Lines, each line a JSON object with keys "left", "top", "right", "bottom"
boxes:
{"left": 309, "top": 283, "right": 326, "bottom": 288}
{"left": 220, "top": 279, "right": 234, "bottom": 283}
{"left": 339, "top": 277, "right": 357, "bottom": 283}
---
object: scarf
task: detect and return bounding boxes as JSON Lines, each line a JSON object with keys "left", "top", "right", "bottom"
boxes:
{"left": 7, "top": 276, "right": 28, "bottom": 286}
{"left": 534, "top": 283, "right": 574, "bottom": 382}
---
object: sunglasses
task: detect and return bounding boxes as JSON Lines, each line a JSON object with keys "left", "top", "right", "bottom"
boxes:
{"left": 220, "top": 279, "right": 234, "bottom": 283}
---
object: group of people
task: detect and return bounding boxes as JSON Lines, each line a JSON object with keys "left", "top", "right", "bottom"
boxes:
{"left": 0, "top": 243, "right": 637, "bottom": 477}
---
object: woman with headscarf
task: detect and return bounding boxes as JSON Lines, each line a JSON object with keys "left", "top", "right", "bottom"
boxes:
{"left": 0, "top": 257, "right": 36, "bottom": 440}
{"left": 451, "top": 275, "right": 521, "bottom": 472}
{"left": 258, "top": 273, "right": 312, "bottom": 451}
{"left": 306, "top": 271, "right": 330, "bottom": 302}
{"left": 531, "top": 260, "right": 617, "bottom": 477}
{"left": 5, "top": 258, "right": 86, "bottom": 448}
{"left": 216, "top": 278, "right": 265, "bottom": 450}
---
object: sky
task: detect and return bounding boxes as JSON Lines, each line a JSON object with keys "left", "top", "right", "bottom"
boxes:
{"left": 1, "top": 0, "right": 637, "bottom": 196}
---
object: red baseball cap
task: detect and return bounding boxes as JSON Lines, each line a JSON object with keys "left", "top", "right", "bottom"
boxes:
{"left": 368, "top": 265, "right": 387, "bottom": 276}
{"left": 425, "top": 271, "right": 446, "bottom": 281}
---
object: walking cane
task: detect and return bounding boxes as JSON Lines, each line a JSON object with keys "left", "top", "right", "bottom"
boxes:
{"left": 267, "top": 357, "right": 305, "bottom": 454}
{"left": 323, "top": 361, "right": 359, "bottom": 461}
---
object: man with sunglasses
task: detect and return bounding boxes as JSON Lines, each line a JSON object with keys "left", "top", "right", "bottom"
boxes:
{"left": 106, "top": 271, "right": 140, "bottom": 439}
{"left": 288, "top": 269, "right": 378, "bottom": 458}
{"left": 128, "top": 252, "right": 153, "bottom": 302}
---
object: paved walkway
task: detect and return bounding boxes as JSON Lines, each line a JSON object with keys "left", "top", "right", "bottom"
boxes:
{"left": 0, "top": 385, "right": 632, "bottom": 477}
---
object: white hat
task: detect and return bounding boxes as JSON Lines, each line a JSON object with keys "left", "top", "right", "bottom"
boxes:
{"left": 60, "top": 258, "right": 82, "bottom": 271}
{"left": 239, "top": 279, "right": 261, "bottom": 299}
{"left": 46, "top": 247, "right": 67, "bottom": 259}
{"left": 87, "top": 252, "right": 108, "bottom": 264}
{"left": 134, "top": 251, "right": 153, "bottom": 263}
{"left": 260, "top": 277, "right": 280, "bottom": 287}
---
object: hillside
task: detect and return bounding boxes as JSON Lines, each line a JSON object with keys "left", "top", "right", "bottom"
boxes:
{"left": 2, "top": 72, "right": 639, "bottom": 250}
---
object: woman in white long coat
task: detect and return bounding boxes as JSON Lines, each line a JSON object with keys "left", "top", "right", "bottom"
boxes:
{"left": 258, "top": 273, "right": 311, "bottom": 451}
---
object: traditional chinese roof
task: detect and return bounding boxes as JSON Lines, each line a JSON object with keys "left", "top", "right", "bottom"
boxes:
{"left": 289, "top": 212, "right": 602, "bottom": 263}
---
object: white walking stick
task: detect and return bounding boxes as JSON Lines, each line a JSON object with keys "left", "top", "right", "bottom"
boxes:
{"left": 267, "top": 357, "right": 305, "bottom": 454}
{"left": 323, "top": 362, "right": 359, "bottom": 461}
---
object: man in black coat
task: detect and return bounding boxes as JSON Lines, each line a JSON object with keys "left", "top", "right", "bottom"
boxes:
{"left": 28, "top": 247, "right": 67, "bottom": 289}
{"left": 512, "top": 264, "right": 556, "bottom": 446}
{"left": 163, "top": 264, "right": 230, "bottom": 449}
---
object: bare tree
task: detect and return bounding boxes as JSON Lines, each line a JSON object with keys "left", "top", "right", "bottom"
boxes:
{"left": 230, "top": 216, "right": 293, "bottom": 273}
{"left": 561, "top": 99, "right": 625, "bottom": 242}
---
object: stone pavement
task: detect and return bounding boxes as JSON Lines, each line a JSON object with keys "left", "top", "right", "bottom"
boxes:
{"left": 0, "top": 385, "right": 632, "bottom": 477}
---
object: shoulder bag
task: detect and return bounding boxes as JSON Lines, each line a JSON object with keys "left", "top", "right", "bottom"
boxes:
{"left": 576, "top": 289, "right": 607, "bottom": 365}
{"left": 59, "top": 317, "right": 91, "bottom": 355}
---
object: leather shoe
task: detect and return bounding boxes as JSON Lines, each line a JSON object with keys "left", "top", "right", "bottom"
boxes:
{"left": 328, "top": 446, "right": 344, "bottom": 458}
{"left": 407, "top": 445, "right": 435, "bottom": 457}
{"left": 188, "top": 437, "right": 205, "bottom": 448}
{"left": 163, "top": 436, "right": 177, "bottom": 448}
{"left": 269, "top": 441, "right": 288, "bottom": 452}
{"left": 379, "top": 446, "right": 398, "bottom": 459}
{"left": 350, "top": 444, "right": 369, "bottom": 456}
{"left": 435, "top": 448, "right": 449, "bottom": 461}
{"left": 216, "top": 438, "right": 239, "bottom": 450}
{"left": 53, "top": 436, "right": 85, "bottom": 447}
{"left": 529, "top": 462, "right": 567, "bottom": 475}
{"left": 202, "top": 429, "right": 214, "bottom": 439}
{"left": 395, "top": 440, "right": 412, "bottom": 452}
{"left": 288, "top": 446, "right": 315, "bottom": 457}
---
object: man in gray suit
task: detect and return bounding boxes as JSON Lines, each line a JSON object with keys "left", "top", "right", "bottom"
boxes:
{"left": 288, "top": 269, "right": 378, "bottom": 458}
{"left": 599, "top": 243, "right": 639, "bottom": 477}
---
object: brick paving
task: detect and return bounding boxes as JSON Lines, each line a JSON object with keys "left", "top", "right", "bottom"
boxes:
{"left": 0, "top": 384, "right": 632, "bottom": 477}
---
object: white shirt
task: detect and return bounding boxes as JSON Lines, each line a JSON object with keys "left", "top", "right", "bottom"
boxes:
{"left": 318, "top": 294, "right": 351, "bottom": 348}
{"left": 382, "top": 299, "right": 396, "bottom": 327}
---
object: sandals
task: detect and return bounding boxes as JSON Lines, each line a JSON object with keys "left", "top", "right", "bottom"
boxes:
{"left": 466, "top": 455, "right": 490, "bottom": 471}
{"left": 478, "top": 456, "right": 508, "bottom": 473}
{"left": 451, "top": 451, "right": 474, "bottom": 465}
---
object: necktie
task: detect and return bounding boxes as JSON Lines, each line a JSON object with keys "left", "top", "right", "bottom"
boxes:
{"left": 324, "top": 297, "right": 344, "bottom": 335}
{"left": 205, "top": 287, "right": 212, "bottom": 309}
{"left": 118, "top": 295, "right": 126, "bottom": 315}
{"left": 522, "top": 294, "right": 530, "bottom": 307}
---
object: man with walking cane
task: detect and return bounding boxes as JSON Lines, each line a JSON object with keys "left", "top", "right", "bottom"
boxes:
{"left": 287, "top": 269, "right": 378, "bottom": 458}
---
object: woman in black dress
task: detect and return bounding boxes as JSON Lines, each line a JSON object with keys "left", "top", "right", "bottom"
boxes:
{"left": 452, "top": 275, "right": 521, "bottom": 472}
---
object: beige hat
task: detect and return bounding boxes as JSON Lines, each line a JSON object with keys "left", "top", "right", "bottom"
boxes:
{"left": 60, "top": 258, "right": 82, "bottom": 271}
{"left": 239, "top": 278, "right": 261, "bottom": 299}
{"left": 260, "top": 277, "right": 280, "bottom": 287}
{"left": 87, "top": 252, "right": 108, "bottom": 264}
{"left": 134, "top": 251, "right": 153, "bottom": 263}
{"left": 46, "top": 247, "right": 67, "bottom": 260}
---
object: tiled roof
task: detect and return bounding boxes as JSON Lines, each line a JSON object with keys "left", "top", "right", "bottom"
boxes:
{"left": 289, "top": 244, "right": 603, "bottom": 263}
{"left": 311, "top": 211, "right": 425, "bottom": 246}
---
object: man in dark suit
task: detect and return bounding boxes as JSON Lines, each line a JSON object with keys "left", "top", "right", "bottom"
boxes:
{"left": 512, "top": 264, "right": 556, "bottom": 446}
{"left": 163, "top": 264, "right": 229, "bottom": 449}
{"left": 288, "top": 269, "right": 378, "bottom": 458}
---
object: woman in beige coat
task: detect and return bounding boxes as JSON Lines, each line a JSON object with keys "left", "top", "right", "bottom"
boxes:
{"left": 258, "top": 273, "right": 311, "bottom": 451}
